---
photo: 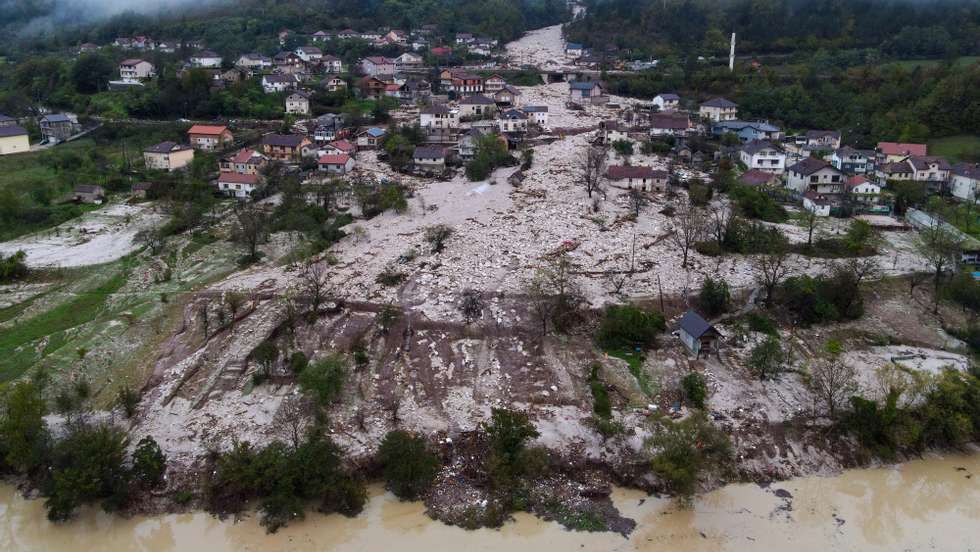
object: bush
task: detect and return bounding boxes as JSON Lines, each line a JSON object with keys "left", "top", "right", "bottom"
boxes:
{"left": 44, "top": 424, "right": 130, "bottom": 521}
{"left": 681, "top": 372, "right": 708, "bottom": 408}
{"left": 945, "top": 271, "right": 980, "bottom": 313}
{"left": 596, "top": 305, "right": 666, "bottom": 350}
{"left": 116, "top": 386, "right": 140, "bottom": 418}
{"left": 289, "top": 351, "right": 309, "bottom": 374}
{"left": 649, "top": 413, "right": 731, "bottom": 499}
{"left": 587, "top": 363, "right": 612, "bottom": 419}
{"left": 132, "top": 436, "right": 166, "bottom": 488}
{"left": 377, "top": 430, "right": 440, "bottom": 500}
{"left": 781, "top": 270, "right": 864, "bottom": 325}
{"left": 298, "top": 354, "right": 348, "bottom": 406}
{"left": 698, "top": 276, "right": 730, "bottom": 316}
{"left": 746, "top": 312, "right": 778, "bottom": 335}
{"left": 0, "top": 250, "right": 29, "bottom": 283}
{"left": 729, "top": 185, "right": 787, "bottom": 223}
{"left": 482, "top": 408, "right": 540, "bottom": 487}
{"left": 748, "top": 336, "right": 786, "bottom": 380}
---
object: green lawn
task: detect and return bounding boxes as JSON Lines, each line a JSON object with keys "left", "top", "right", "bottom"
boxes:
{"left": 605, "top": 347, "right": 654, "bottom": 397}
{"left": 928, "top": 135, "right": 980, "bottom": 163}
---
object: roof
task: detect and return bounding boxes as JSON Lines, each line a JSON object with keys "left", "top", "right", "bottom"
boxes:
{"left": 144, "top": 141, "right": 191, "bottom": 153}
{"left": 523, "top": 105, "right": 548, "bottom": 113}
{"left": 296, "top": 46, "right": 321, "bottom": 54}
{"left": 566, "top": 42, "right": 583, "bottom": 49}
{"left": 803, "top": 191, "right": 837, "bottom": 205}
{"left": 606, "top": 166, "right": 666, "bottom": 180}
{"left": 460, "top": 94, "right": 495, "bottom": 105}
{"left": 878, "top": 142, "right": 927, "bottom": 157}
{"left": 740, "top": 140, "right": 780, "bottom": 155}
{"left": 0, "top": 113, "right": 15, "bottom": 123}
{"left": 363, "top": 127, "right": 386, "bottom": 137}
{"left": 569, "top": 80, "right": 601, "bottom": 90}
{"left": 328, "top": 139, "right": 355, "bottom": 152}
{"left": 0, "top": 125, "right": 28, "bottom": 138}
{"left": 414, "top": 145, "right": 447, "bottom": 158}
{"left": 41, "top": 113, "right": 72, "bottom": 123}
{"left": 120, "top": 58, "right": 147, "bottom": 66}
{"left": 953, "top": 162, "right": 980, "bottom": 180}
{"left": 261, "top": 134, "right": 307, "bottom": 147}
{"left": 677, "top": 310, "right": 717, "bottom": 339}
{"left": 701, "top": 97, "right": 737, "bottom": 108}
{"left": 422, "top": 104, "right": 449, "bottom": 115}
{"left": 739, "top": 169, "right": 777, "bottom": 186}
{"left": 805, "top": 130, "right": 840, "bottom": 140}
{"left": 845, "top": 175, "right": 876, "bottom": 189}
{"left": 879, "top": 160, "right": 912, "bottom": 174}
{"left": 714, "top": 120, "right": 780, "bottom": 133}
{"left": 656, "top": 93, "right": 680, "bottom": 101}
{"left": 217, "top": 172, "right": 259, "bottom": 185}
{"left": 363, "top": 56, "right": 390, "bottom": 64}
{"left": 230, "top": 149, "right": 261, "bottom": 163}
{"left": 132, "top": 182, "right": 152, "bottom": 191}
{"left": 651, "top": 113, "right": 689, "bottom": 130}
{"left": 907, "top": 155, "right": 951, "bottom": 171}
{"left": 187, "top": 124, "right": 228, "bottom": 135}
{"left": 287, "top": 91, "right": 310, "bottom": 99}
{"left": 318, "top": 153, "right": 352, "bottom": 165}
{"left": 194, "top": 50, "right": 220, "bottom": 58}
{"left": 264, "top": 74, "right": 298, "bottom": 84}
{"left": 501, "top": 109, "right": 528, "bottom": 120}
{"left": 788, "top": 156, "right": 837, "bottom": 176}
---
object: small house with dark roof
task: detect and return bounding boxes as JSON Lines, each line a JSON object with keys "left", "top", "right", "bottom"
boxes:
{"left": 649, "top": 113, "right": 690, "bottom": 137}
{"left": 0, "top": 113, "right": 17, "bottom": 127}
{"left": 458, "top": 94, "right": 497, "bottom": 118}
{"left": 831, "top": 146, "right": 875, "bottom": 175}
{"left": 261, "top": 133, "right": 311, "bottom": 161}
{"left": 676, "top": 310, "right": 721, "bottom": 357}
{"left": 786, "top": 157, "right": 844, "bottom": 194}
{"left": 73, "top": 184, "right": 105, "bottom": 204}
{"left": 499, "top": 109, "right": 529, "bottom": 133}
{"left": 699, "top": 97, "right": 738, "bottom": 122}
{"left": 804, "top": 130, "right": 841, "bottom": 150}
{"left": 413, "top": 145, "right": 447, "bottom": 174}
{"left": 738, "top": 141, "right": 786, "bottom": 174}
{"left": 39, "top": 113, "right": 80, "bottom": 143}
{"left": 738, "top": 169, "right": 780, "bottom": 188}
{"left": 606, "top": 165, "right": 669, "bottom": 192}
{"left": 653, "top": 93, "right": 680, "bottom": 112}
{"left": 568, "top": 80, "right": 604, "bottom": 103}
{"left": 143, "top": 141, "right": 194, "bottom": 171}
{"left": 951, "top": 162, "right": 980, "bottom": 202}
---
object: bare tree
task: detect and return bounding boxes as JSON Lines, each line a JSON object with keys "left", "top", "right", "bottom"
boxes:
{"left": 914, "top": 221, "right": 961, "bottom": 309}
{"left": 669, "top": 204, "right": 708, "bottom": 268}
{"left": 273, "top": 395, "right": 312, "bottom": 449}
{"left": 708, "top": 204, "right": 735, "bottom": 248}
{"left": 582, "top": 145, "right": 607, "bottom": 199}
{"left": 795, "top": 207, "right": 822, "bottom": 248}
{"left": 627, "top": 188, "right": 647, "bottom": 218}
{"left": 233, "top": 203, "right": 269, "bottom": 261}
{"left": 458, "top": 289, "right": 485, "bottom": 324}
{"left": 809, "top": 358, "right": 858, "bottom": 417}
{"left": 752, "top": 246, "right": 792, "bottom": 305}
{"left": 300, "top": 258, "right": 333, "bottom": 317}
{"left": 525, "top": 251, "right": 584, "bottom": 335}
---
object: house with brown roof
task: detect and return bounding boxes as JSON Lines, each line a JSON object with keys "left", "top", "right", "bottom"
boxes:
{"left": 220, "top": 149, "right": 267, "bottom": 174}
{"left": 357, "top": 77, "right": 387, "bottom": 99}
{"left": 144, "top": 141, "right": 194, "bottom": 171}
{"left": 738, "top": 169, "right": 780, "bottom": 188}
{"left": 261, "top": 134, "right": 311, "bottom": 162}
{"left": 119, "top": 59, "right": 156, "bottom": 80}
{"left": 649, "top": 113, "right": 690, "bottom": 137}
{"left": 877, "top": 142, "right": 927, "bottom": 163}
{"left": 908, "top": 156, "right": 951, "bottom": 188}
{"left": 217, "top": 172, "right": 261, "bottom": 198}
{"left": 360, "top": 56, "right": 394, "bottom": 76}
{"left": 845, "top": 175, "right": 881, "bottom": 204}
{"left": 875, "top": 160, "right": 914, "bottom": 183}
{"left": 606, "top": 166, "right": 669, "bottom": 192}
{"left": 73, "top": 184, "right": 105, "bottom": 204}
{"left": 484, "top": 75, "right": 507, "bottom": 93}
{"left": 317, "top": 153, "right": 355, "bottom": 175}
{"left": 413, "top": 146, "right": 448, "bottom": 174}
{"left": 786, "top": 157, "right": 844, "bottom": 194}
{"left": 187, "top": 125, "right": 233, "bottom": 151}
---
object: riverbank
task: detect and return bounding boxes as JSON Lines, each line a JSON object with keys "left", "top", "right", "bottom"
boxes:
{"left": 1, "top": 453, "right": 976, "bottom": 551}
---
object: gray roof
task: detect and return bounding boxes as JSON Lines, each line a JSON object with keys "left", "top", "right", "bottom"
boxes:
{"left": 702, "top": 97, "right": 737, "bottom": 108}
{"left": 460, "top": 94, "right": 495, "bottom": 105}
{"left": 740, "top": 140, "right": 779, "bottom": 155}
{"left": 41, "top": 113, "right": 71, "bottom": 123}
{"left": 414, "top": 145, "right": 446, "bottom": 158}
{"left": 74, "top": 184, "right": 103, "bottom": 194}
{"left": 953, "top": 162, "right": 980, "bottom": 180}
{"left": 788, "top": 156, "right": 838, "bottom": 176}
{"left": 657, "top": 93, "right": 680, "bottom": 101}
{"left": 569, "top": 80, "right": 601, "bottom": 90}
{"left": 522, "top": 105, "right": 548, "bottom": 113}
{"left": 678, "top": 310, "right": 716, "bottom": 339}
{"left": 0, "top": 125, "right": 27, "bottom": 137}
{"left": 262, "top": 134, "right": 306, "bottom": 147}
{"left": 0, "top": 113, "right": 15, "bottom": 123}
{"left": 501, "top": 109, "right": 528, "bottom": 120}
{"left": 144, "top": 141, "right": 190, "bottom": 153}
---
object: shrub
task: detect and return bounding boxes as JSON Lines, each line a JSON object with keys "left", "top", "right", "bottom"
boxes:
{"left": 298, "top": 354, "right": 348, "bottom": 406}
{"left": 729, "top": 185, "right": 787, "bottom": 223}
{"left": 945, "top": 271, "right": 980, "bottom": 313}
{"left": 116, "top": 386, "right": 140, "bottom": 418}
{"left": 746, "top": 312, "right": 778, "bottom": 335}
{"left": 482, "top": 408, "right": 540, "bottom": 487}
{"left": 681, "top": 372, "right": 708, "bottom": 408}
{"left": 132, "top": 436, "right": 166, "bottom": 488}
{"left": 649, "top": 413, "right": 731, "bottom": 499}
{"left": 44, "top": 423, "right": 130, "bottom": 521}
{"left": 596, "top": 305, "right": 666, "bottom": 350}
{"left": 588, "top": 363, "right": 612, "bottom": 419}
{"left": 377, "top": 430, "right": 440, "bottom": 500}
{"left": 0, "top": 250, "right": 28, "bottom": 283}
{"left": 288, "top": 351, "right": 309, "bottom": 374}
{"left": 698, "top": 276, "right": 730, "bottom": 317}
{"left": 748, "top": 336, "right": 786, "bottom": 380}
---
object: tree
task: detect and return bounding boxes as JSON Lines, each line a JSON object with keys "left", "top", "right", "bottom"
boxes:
{"left": 648, "top": 413, "right": 731, "bottom": 500}
{"left": 809, "top": 357, "right": 858, "bottom": 417}
{"left": 669, "top": 204, "right": 707, "bottom": 268}
{"left": 482, "top": 408, "right": 540, "bottom": 486}
{"left": 458, "top": 289, "right": 484, "bottom": 324}
{"left": 525, "top": 251, "right": 584, "bottom": 335}
{"left": 0, "top": 381, "right": 49, "bottom": 473}
{"left": 300, "top": 258, "right": 332, "bottom": 317}
{"left": 681, "top": 372, "right": 708, "bottom": 409}
{"left": 627, "top": 188, "right": 647, "bottom": 218}
{"left": 233, "top": 203, "right": 269, "bottom": 262}
{"left": 596, "top": 304, "right": 665, "bottom": 350}
{"left": 131, "top": 436, "right": 167, "bottom": 488}
{"left": 748, "top": 336, "right": 786, "bottom": 380}
{"left": 298, "top": 354, "right": 348, "bottom": 406}
{"left": 377, "top": 430, "right": 440, "bottom": 500}
{"left": 45, "top": 423, "right": 130, "bottom": 521}
{"left": 424, "top": 224, "right": 453, "bottom": 254}
{"left": 71, "top": 53, "right": 114, "bottom": 94}
{"left": 612, "top": 139, "right": 633, "bottom": 159}
{"left": 581, "top": 145, "right": 607, "bottom": 199}
{"left": 914, "top": 221, "right": 961, "bottom": 309}
{"left": 795, "top": 207, "right": 821, "bottom": 248}
{"left": 698, "top": 276, "right": 730, "bottom": 316}
{"left": 272, "top": 395, "right": 311, "bottom": 449}
{"left": 753, "top": 246, "right": 792, "bottom": 305}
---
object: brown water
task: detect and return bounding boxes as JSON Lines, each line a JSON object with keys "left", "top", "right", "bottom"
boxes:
{"left": 1, "top": 454, "right": 978, "bottom": 551}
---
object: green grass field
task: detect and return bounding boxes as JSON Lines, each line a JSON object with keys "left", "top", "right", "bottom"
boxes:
{"left": 605, "top": 347, "right": 654, "bottom": 397}
{"left": 928, "top": 135, "right": 980, "bottom": 163}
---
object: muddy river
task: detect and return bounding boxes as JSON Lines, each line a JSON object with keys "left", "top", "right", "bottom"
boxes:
{"left": 1, "top": 454, "right": 977, "bottom": 551}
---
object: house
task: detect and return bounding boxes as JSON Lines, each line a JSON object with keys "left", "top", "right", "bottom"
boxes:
{"left": 420, "top": 104, "right": 459, "bottom": 129}
{"left": 568, "top": 80, "right": 604, "bottom": 103}
{"left": 39, "top": 113, "right": 80, "bottom": 143}
{"left": 499, "top": 109, "right": 529, "bottom": 133}
{"left": 413, "top": 146, "right": 447, "bottom": 174}
{"left": 220, "top": 149, "right": 267, "bottom": 174}
{"left": 337, "top": 29, "right": 359, "bottom": 40}
{"left": 831, "top": 146, "right": 874, "bottom": 175}
{"left": 385, "top": 30, "right": 408, "bottom": 45}
{"left": 455, "top": 33, "right": 475, "bottom": 45}
{"left": 357, "top": 76, "right": 387, "bottom": 99}
{"left": 295, "top": 46, "right": 322, "bottom": 63}
{"left": 803, "top": 191, "right": 837, "bottom": 217}
{"left": 0, "top": 125, "right": 29, "bottom": 155}
{"left": 738, "top": 169, "right": 780, "bottom": 188}
{"left": 236, "top": 53, "right": 273, "bottom": 69}
{"left": 450, "top": 72, "right": 484, "bottom": 95}
{"left": 187, "top": 125, "right": 233, "bottom": 151}
{"left": 320, "top": 55, "right": 344, "bottom": 74}
{"left": 143, "top": 141, "right": 194, "bottom": 171}
{"left": 469, "top": 39, "right": 496, "bottom": 57}
{"left": 565, "top": 42, "right": 584, "bottom": 58}
{"left": 606, "top": 166, "right": 669, "bottom": 192}
{"left": 523, "top": 105, "right": 549, "bottom": 127}
{"left": 217, "top": 172, "right": 261, "bottom": 198}
{"left": 677, "top": 310, "right": 721, "bottom": 357}
{"left": 356, "top": 127, "right": 386, "bottom": 149}
{"left": 877, "top": 142, "right": 927, "bottom": 163}
{"left": 652, "top": 93, "right": 680, "bottom": 112}
{"left": 261, "top": 134, "right": 311, "bottom": 162}
{"left": 324, "top": 139, "right": 356, "bottom": 157}
{"left": 323, "top": 75, "right": 347, "bottom": 93}
{"left": 190, "top": 50, "right": 222, "bottom": 68}
{"left": 805, "top": 130, "right": 842, "bottom": 151}
{"left": 875, "top": 160, "right": 914, "bottom": 183}
{"left": 712, "top": 120, "right": 782, "bottom": 142}
{"left": 649, "top": 113, "right": 690, "bottom": 137}
{"left": 72, "top": 184, "right": 104, "bottom": 204}
{"left": 458, "top": 95, "right": 497, "bottom": 119}
{"left": 262, "top": 74, "right": 299, "bottom": 93}
{"left": 273, "top": 51, "right": 304, "bottom": 69}
{"left": 458, "top": 128, "right": 489, "bottom": 160}
{"left": 484, "top": 75, "right": 507, "bottom": 93}
{"left": 699, "top": 97, "right": 738, "bottom": 122}
{"left": 113, "top": 37, "right": 132, "bottom": 48}
{"left": 318, "top": 153, "right": 355, "bottom": 175}
{"left": 601, "top": 120, "right": 629, "bottom": 144}
{"left": 951, "top": 163, "right": 980, "bottom": 202}
{"left": 0, "top": 114, "right": 16, "bottom": 128}
{"left": 493, "top": 85, "right": 521, "bottom": 107}
{"left": 119, "top": 59, "right": 155, "bottom": 80}
{"left": 738, "top": 141, "right": 786, "bottom": 174}
{"left": 394, "top": 52, "right": 423, "bottom": 70}
{"left": 845, "top": 175, "right": 881, "bottom": 204}
{"left": 398, "top": 78, "right": 432, "bottom": 102}
{"left": 908, "top": 156, "right": 951, "bottom": 189}
{"left": 285, "top": 91, "right": 311, "bottom": 115}
{"left": 430, "top": 46, "right": 453, "bottom": 57}
{"left": 311, "top": 30, "right": 330, "bottom": 42}
{"left": 786, "top": 157, "right": 844, "bottom": 194}
{"left": 360, "top": 56, "right": 395, "bottom": 76}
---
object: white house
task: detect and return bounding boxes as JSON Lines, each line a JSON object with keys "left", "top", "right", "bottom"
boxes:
{"left": 606, "top": 166, "right": 669, "bottom": 192}
{"left": 831, "top": 146, "right": 874, "bottom": 174}
{"left": 699, "top": 97, "right": 738, "bottom": 122}
{"left": 236, "top": 53, "right": 272, "bottom": 69}
{"left": 951, "top": 163, "right": 980, "bottom": 202}
{"left": 420, "top": 104, "right": 459, "bottom": 129}
{"left": 499, "top": 109, "right": 529, "bottom": 133}
{"left": 649, "top": 113, "right": 690, "bottom": 137}
{"left": 394, "top": 52, "right": 423, "bottom": 70}
{"left": 739, "top": 141, "right": 786, "bottom": 175}
{"left": 908, "top": 156, "right": 952, "bottom": 186}
{"left": 652, "top": 93, "right": 680, "bottom": 112}
{"left": 804, "top": 130, "right": 842, "bottom": 150}
{"left": 217, "top": 172, "right": 261, "bottom": 198}
{"left": 119, "top": 59, "right": 156, "bottom": 80}
{"left": 845, "top": 175, "right": 881, "bottom": 204}
{"left": 320, "top": 55, "right": 344, "bottom": 74}
{"left": 190, "top": 50, "right": 222, "bottom": 68}
{"left": 522, "top": 105, "right": 549, "bottom": 127}
{"left": 568, "top": 81, "right": 604, "bottom": 103}
{"left": 360, "top": 56, "right": 394, "bottom": 76}
{"left": 786, "top": 157, "right": 844, "bottom": 194}
{"left": 458, "top": 94, "right": 497, "bottom": 119}
{"left": 802, "top": 192, "right": 835, "bottom": 217}
{"left": 317, "top": 153, "right": 355, "bottom": 175}
{"left": 565, "top": 42, "right": 584, "bottom": 58}
{"left": 262, "top": 74, "right": 299, "bottom": 93}
{"left": 295, "top": 46, "right": 323, "bottom": 62}
{"left": 285, "top": 91, "right": 310, "bottom": 115}
{"left": 413, "top": 145, "right": 447, "bottom": 173}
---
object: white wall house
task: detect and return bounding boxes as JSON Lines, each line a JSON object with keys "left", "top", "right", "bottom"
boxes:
{"left": 951, "top": 163, "right": 980, "bottom": 202}
{"left": 786, "top": 157, "right": 844, "bottom": 194}
{"left": 652, "top": 93, "right": 680, "bottom": 112}
{"left": 699, "top": 97, "right": 738, "bottom": 122}
{"left": 738, "top": 141, "right": 786, "bottom": 174}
